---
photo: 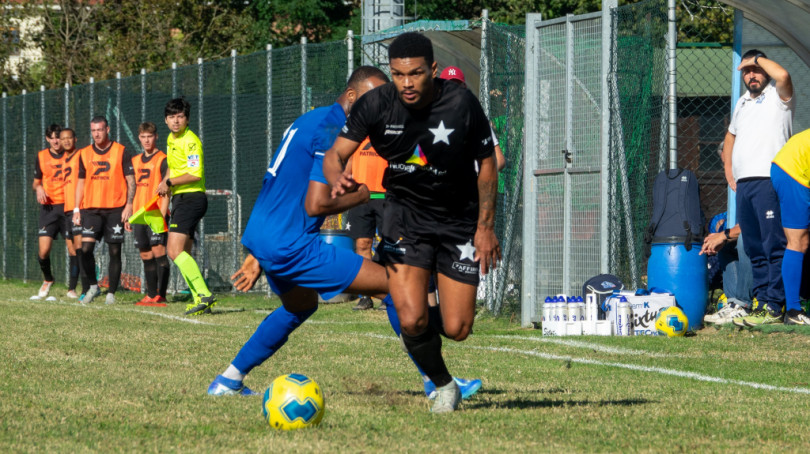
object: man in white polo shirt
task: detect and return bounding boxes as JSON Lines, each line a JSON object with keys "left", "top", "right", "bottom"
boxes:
{"left": 723, "top": 49, "right": 794, "bottom": 326}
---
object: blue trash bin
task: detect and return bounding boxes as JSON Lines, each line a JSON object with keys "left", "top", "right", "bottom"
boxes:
{"left": 318, "top": 229, "right": 355, "bottom": 303}
{"left": 647, "top": 240, "right": 708, "bottom": 331}
{"left": 319, "top": 229, "right": 354, "bottom": 251}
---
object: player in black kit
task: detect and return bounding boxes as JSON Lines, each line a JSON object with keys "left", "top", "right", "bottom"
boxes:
{"left": 324, "top": 32, "right": 500, "bottom": 413}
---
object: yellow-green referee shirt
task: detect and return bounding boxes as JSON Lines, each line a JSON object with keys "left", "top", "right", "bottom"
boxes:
{"left": 167, "top": 126, "right": 206, "bottom": 194}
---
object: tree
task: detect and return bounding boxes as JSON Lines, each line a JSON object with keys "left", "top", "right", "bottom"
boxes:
{"left": 248, "top": 0, "right": 358, "bottom": 49}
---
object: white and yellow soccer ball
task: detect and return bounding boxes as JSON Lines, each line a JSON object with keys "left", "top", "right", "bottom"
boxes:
{"left": 262, "top": 374, "right": 325, "bottom": 430}
{"left": 655, "top": 306, "right": 688, "bottom": 337}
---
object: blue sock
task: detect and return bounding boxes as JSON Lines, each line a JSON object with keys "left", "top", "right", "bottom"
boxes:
{"left": 383, "top": 294, "right": 428, "bottom": 377}
{"left": 783, "top": 249, "right": 804, "bottom": 312}
{"left": 231, "top": 305, "right": 316, "bottom": 374}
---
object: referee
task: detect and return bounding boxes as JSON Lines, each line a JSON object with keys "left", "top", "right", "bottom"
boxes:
{"left": 157, "top": 98, "right": 215, "bottom": 315}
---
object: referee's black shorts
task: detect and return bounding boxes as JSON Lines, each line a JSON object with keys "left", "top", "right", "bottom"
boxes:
{"left": 170, "top": 192, "right": 207, "bottom": 238}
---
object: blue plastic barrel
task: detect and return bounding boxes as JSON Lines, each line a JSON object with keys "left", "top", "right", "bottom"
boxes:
{"left": 319, "top": 229, "right": 354, "bottom": 251}
{"left": 647, "top": 241, "right": 708, "bottom": 331}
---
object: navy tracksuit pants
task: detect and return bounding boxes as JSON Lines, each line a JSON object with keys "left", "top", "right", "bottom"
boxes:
{"left": 736, "top": 178, "right": 787, "bottom": 308}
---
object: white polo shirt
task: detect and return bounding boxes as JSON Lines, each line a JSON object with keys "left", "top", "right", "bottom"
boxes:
{"left": 728, "top": 80, "right": 794, "bottom": 181}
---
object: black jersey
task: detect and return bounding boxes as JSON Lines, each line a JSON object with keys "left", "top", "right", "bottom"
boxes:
{"left": 340, "top": 79, "right": 494, "bottom": 218}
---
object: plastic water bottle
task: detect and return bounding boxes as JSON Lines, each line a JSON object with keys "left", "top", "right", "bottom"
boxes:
{"left": 543, "top": 296, "right": 553, "bottom": 324}
{"left": 616, "top": 296, "right": 632, "bottom": 336}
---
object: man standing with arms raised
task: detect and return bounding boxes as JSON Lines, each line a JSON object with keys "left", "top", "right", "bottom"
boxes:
{"left": 325, "top": 32, "right": 500, "bottom": 413}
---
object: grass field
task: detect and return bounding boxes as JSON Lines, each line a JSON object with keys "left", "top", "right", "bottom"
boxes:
{"left": 3, "top": 279, "right": 810, "bottom": 453}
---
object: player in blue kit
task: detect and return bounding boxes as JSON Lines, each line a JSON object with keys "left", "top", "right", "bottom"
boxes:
{"left": 207, "top": 66, "right": 481, "bottom": 403}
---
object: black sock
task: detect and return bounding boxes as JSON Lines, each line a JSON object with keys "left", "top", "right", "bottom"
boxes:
{"left": 81, "top": 243, "right": 97, "bottom": 286}
{"left": 428, "top": 305, "right": 447, "bottom": 337}
{"left": 38, "top": 255, "right": 54, "bottom": 282}
{"left": 143, "top": 257, "right": 158, "bottom": 298}
{"left": 155, "top": 255, "right": 170, "bottom": 298}
{"left": 108, "top": 243, "right": 122, "bottom": 293}
{"left": 400, "top": 327, "right": 452, "bottom": 387}
{"left": 76, "top": 249, "right": 90, "bottom": 293}
{"left": 68, "top": 254, "right": 80, "bottom": 290}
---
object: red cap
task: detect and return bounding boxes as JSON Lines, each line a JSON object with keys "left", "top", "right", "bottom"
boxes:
{"left": 439, "top": 66, "right": 465, "bottom": 83}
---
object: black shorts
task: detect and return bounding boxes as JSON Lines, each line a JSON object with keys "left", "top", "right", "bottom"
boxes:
{"left": 38, "top": 204, "right": 68, "bottom": 239}
{"left": 346, "top": 197, "right": 384, "bottom": 240}
{"left": 133, "top": 222, "right": 168, "bottom": 249}
{"left": 377, "top": 196, "right": 480, "bottom": 286}
{"left": 170, "top": 192, "right": 207, "bottom": 237}
{"left": 82, "top": 207, "right": 125, "bottom": 243}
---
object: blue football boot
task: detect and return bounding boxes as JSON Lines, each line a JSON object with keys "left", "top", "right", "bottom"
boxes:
{"left": 207, "top": 375, "right": 258, "bottom": 396}
{"left": 424, "top": 377, "right": 482, "bottom": 400}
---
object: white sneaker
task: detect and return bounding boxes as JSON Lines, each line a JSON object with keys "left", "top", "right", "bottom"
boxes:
{"left": 81, "top": 285, "right": 100, "bottom": 304}
{"left": 704, "top": 302, "right": 749, "bottom": 325}
{"left": 430, "top": 380, "right": 461, "bottom": 414}
{"left": 38, "top": 281, "right": 54, "bottom": 298}
{"left": 66, "top": 290, "right": 79, "bottom": 299}
{"left": 105, "top": 293, "right": 116, "bottom": 305}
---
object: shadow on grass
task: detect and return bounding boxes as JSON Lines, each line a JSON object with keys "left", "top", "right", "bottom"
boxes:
{"left": 465, "top": 397, "right": 656, "bottom": 410}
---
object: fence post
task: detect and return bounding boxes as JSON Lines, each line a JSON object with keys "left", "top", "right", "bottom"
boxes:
{"left": 22, "top": 89, "right": 28, "bottom": 282}
{"left": 64, "top": 83, "right": 70, "bottom": 127}
{"left": 230, "top": 48, "right": 239, "bottom": 276}
{"left": 600, "top": 0, "right": 617, "bottom": 274}
{"left": 265, "top": 44, "right": 273, "bottom": 297}
{"left": 667, "top": 0, "right": 677, "bottom": 170}
{"left": 40, "top": 86, "right": 46, "bottom": 149}
{"left": 1, "top": 92, "right": 6, "bottom": 279}
{"left": 172, "top": 62, "right": 177, "bottom": 98}
{"left": 301, "top": 36, "right": 307, "bottom": 114}
{"left": 479, "top": 9, "right": 490, "bottom": 115}
{"left": 89, "top": 77, "right": 95, "bottom": 124}
{"left": 347, "top": 31, "right": 353, "bottom": 81}
{"left": 521, "top": 14, "right": 543, "bottom": 327}
{"left": 563, "top": 15, "right": 574, "bottom": 295}
{"left": 140, "top": 68, "right": 146, "bottom": 122}
{"left": 197, "top": 57, "right": 208, "bottom": 279}
{"left": 116, "top": 72, "right": 122, "bottom": 142}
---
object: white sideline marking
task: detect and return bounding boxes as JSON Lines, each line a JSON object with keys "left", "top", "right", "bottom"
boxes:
{"left": 488, "top": 334, "right": 673, "bottom": 358}
{"left": 468, "top": 345, "right": 810, "bottom": 395}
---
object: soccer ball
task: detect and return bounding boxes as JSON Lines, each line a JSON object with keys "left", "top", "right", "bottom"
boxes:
{"left": 262, "top": 374, "right": 325, "bottom": 430}
{"left": 655, "top": 306, "right": 688, "bottom": 337}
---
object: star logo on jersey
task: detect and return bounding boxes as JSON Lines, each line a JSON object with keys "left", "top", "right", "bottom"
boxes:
{"left": 456, "top": 240, "right": 476, "bottom": 262}
{"left": 405, "top": 144, "right": 428, "bottom": 166}
{"left": 429, "top": 121, "right": 454, "bottom": 145}
{"left": 112, "top": 224, "right": 123, "bottom": 234}
{"left": 346, "top": 222, "right": 352, "bottom": 231}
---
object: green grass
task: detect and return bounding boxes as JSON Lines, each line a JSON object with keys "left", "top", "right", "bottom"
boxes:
{"left": 3, "top": 280, "right": 810, "bottom": 452}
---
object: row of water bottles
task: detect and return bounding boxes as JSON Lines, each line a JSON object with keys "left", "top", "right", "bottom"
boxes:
{"left": 542, "top": 296, "right": 587, "bottom": 323}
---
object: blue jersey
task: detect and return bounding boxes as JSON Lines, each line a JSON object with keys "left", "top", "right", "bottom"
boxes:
{"left": 242, "top": 103, "right": 346, "bottom": 263}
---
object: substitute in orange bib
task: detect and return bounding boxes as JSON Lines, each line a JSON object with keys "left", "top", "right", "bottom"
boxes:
{"left": 72, "top": 116, "right": 136, "bottom": 305}
{"left": 126, "top": 122, "right": 171, "bottom": 307}
{"left": 59, "top": 127, "right": 88, "bottom": 299}
{"left": 31, "top": 123, "right": 66, "bottom": 300}
{"left": 345, "top": 137, "right": 388, "bottom": 311}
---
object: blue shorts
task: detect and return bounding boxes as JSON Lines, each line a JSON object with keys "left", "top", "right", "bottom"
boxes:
{"left": 771, "top": 163, "right": 810, "bottom": 229}
{"left": 255, "top": 236, "right": 363, "bottom": 300}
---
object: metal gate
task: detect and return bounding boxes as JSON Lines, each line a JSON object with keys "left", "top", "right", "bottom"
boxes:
{"left": 521, "top": 10, "right": 610, "bottom": 325}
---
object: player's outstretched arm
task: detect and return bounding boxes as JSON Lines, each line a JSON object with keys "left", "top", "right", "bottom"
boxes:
{"left": 323, "top": 136, "right": 361, "bottom": 198}
{"left": 231, "top": 253, "right": 262, "bottom": 292}
{"left": 474, "top": 155, "right": 501, "bottom": 275}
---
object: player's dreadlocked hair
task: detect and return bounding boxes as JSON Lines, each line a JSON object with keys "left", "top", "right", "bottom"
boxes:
{"left": 388, "top": 32, "right": 434, "bottom": 65}
{"left": 347, "top": 66, "right": 389, "bottom": 90}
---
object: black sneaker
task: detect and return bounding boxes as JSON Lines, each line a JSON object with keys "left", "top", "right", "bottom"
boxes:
{"left": 785, "top": 309, "right": 810, "bottom": 325}
{"left": 352, "top": 296, "right": 373, "bottom": 311}
{"left": 185, "top": 295, "right": 217, "bottom": 315}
